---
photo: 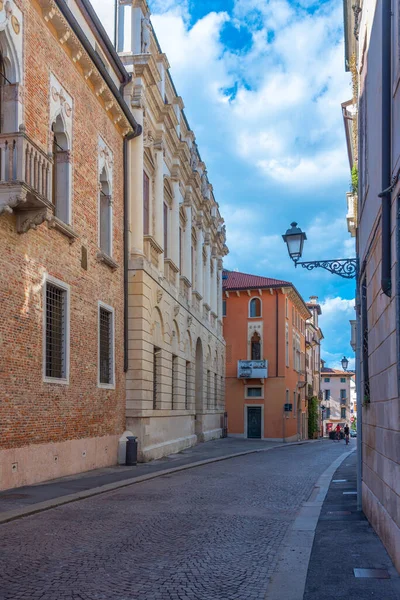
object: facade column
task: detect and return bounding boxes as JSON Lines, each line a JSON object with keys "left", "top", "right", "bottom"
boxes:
{"left": 195, "top": 224, "right": 204, "bottom": 307}
{"left": 211, "top": 249, "right": 217, "bottom": 314}
{"left": 129, "top": 107, "right": 144, "bottom": 255}
{"left": 183, "top": 203, "right": 192, "bottom": 283}
{"left": 131, "top": 4, "right": 143, "bottom": 54}
{"left": 204, "top": 232, "right": 211, "bottom": 309}
{"left": 217, "top": 258, "right": 223, "bottom": 321}
{"left": 153, "top": 139, "right": 164, "bottom": 268}
{"left": 170, "top": 178, "right": 180, "bottom": 269}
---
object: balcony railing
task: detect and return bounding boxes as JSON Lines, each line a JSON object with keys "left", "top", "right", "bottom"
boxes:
{"left": 0, "top": 130, "right": 53, "bottom": 232}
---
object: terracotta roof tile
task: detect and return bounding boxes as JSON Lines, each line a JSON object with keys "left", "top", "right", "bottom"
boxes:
{"left": 222, "top": 270, "right": 291, "bottom": 291}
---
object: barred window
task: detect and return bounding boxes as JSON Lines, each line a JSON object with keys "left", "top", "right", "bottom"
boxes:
{"left": 207, "top": 370, "right": 211, "bottom": 409}
{"left": 153, "top": 347, "right": 161, "bottom": 409}
{"left": 45, "top": 282, "right": 67, "bottom": 379}
{"left": 99, "top": 306, "right": 114, "bottom": 385}
{"left": 172, "top": 354, "right": 178, "bottom": 409}
{"left": 185, "top": 361, "right": 190, "bottom": 409}
{"left": 214, "top": 373, "right": 218, "bottom": 408}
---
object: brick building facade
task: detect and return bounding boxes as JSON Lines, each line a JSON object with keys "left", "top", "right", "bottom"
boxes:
{"left": 0, "top": 0, "right": 140, "bottom": 489}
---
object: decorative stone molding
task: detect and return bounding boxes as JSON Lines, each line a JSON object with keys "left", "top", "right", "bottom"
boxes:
{"left": 144, "top": 235, "right": 163, "bottom": 267}
{"left": 37, "top": 0, "right": 132, "bottom": 134}
{"left": 97, "top": 251, "right": 118, "bottom": 270}
{"left": 50, "top": 73, "right": 73, "bottom": 147}
{"left": 16, "top": 206, "right": 52, "bottom": 233}
{"left": 143, "top": 116, "right": 155, "bottom": 148}
{"left": 156, "top": 289, "right": 163, "bottom": 304}
{"left": 173, "top": 304, "right": 180, "bottom": 317}
{"left": 187, "top": 315, "right": 193, "bottom": 327}
{"left": 98, "top": 136, "right": 113, "bottom": 193}
{"left": 48, "top": 216, "right": 79, "bottom": 241}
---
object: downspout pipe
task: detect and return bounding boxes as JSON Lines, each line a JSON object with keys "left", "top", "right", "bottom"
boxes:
{"left": 380, "top": 0, "right": 392, "bottom": 297}
{"left": 123, "top": 133, "right": 136, "bottom": 372}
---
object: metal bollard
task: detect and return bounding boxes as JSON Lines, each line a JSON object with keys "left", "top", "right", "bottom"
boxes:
{"left": 126, "top": 436, "right": 138, "bottom": 466}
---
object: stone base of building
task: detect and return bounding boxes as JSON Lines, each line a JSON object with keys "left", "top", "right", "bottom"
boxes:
{"left": 127, "top": 412, "right": 223, "bottom": 462}
{"left": 0, "top": 434, "right": 120, "bottom": 491}
{"left": 363, "top": 482, "right": 400, "bottom": 573}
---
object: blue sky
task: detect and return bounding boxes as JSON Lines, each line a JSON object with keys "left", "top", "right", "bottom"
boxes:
{"left": 92, "top": 0, "right": 355, "bottom": 370}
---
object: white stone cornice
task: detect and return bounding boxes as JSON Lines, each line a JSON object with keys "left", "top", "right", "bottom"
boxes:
{"left": 36, "top": 0, "right": 132, "bottom": 135}
{"left": 156, "top": 52, "right": 170, "bottom": 70}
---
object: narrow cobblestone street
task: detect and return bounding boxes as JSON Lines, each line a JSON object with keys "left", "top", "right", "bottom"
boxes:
{"left": 0, "top": 442, "right": 353, "bottom": 600}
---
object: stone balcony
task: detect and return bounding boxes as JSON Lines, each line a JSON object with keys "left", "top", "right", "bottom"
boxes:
{"left": 346, "top": 192, "right": 357, "bottom": 237}
{"left": 0, "top": 129, "right": 53, "bottom": 232}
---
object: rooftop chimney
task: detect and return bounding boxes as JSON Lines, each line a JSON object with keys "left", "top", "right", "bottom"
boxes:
{"left": 309, "top": 295, "right": 318, "bottom": 304}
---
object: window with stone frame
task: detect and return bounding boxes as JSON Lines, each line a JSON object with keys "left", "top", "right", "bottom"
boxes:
{"left": 52, "top": 115, "right": 71, "bottom": 224}
{"left": 99, "top": 167, "right": 112, "bottom": 256}
{"left": 185, "top": 361, "right": 191, "bottom": 409}
{"left": 153, "top": 347, "right": 161, "bottom": 409}
{"left": 171, "top": 354, "right": 178, "bottom": 409}
{"left": 98, "top": 304, "right": 114, "bottom": 386}
{"left": 44, "top": 277, "right": 70, "bottom": 383}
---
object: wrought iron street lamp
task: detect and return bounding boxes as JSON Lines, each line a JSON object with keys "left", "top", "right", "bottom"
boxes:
{"left": 341, "top": 355, "right": 349, "bottom": 371}
{"left": 282, "top": 222, "right": 357, "bottom": 279}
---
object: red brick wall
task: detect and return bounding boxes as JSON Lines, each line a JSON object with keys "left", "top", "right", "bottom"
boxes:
{"left": 0, "top": 1, "right": 126, "bottom": 449}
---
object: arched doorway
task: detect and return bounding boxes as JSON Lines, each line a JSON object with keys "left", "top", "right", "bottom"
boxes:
{"left": 195, "top": 337, "right": 203, "bottom": 414}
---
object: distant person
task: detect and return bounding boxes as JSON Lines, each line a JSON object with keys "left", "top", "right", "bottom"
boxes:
{"left": 335, "top": 424, "right": 341, "bottom": 442}
{"left": 344, "top": 424, "right": 350, "bottom": 445}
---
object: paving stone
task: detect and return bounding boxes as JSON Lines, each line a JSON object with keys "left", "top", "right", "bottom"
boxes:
{"left": 0, "top": 443, "right": 348, "bottom": 600}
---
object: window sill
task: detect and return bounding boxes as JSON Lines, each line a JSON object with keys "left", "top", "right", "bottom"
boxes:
{"left": 98, "top": 382, "right": 116, "bottom": 390}
{"left": 97, "top": 251, "right": 119, "bottom": 270}
{"left": 43, "top": 376, "right": 69, "bottom": 386}
{"left": 49, "top": 217, "right": 79, "bottom": 242}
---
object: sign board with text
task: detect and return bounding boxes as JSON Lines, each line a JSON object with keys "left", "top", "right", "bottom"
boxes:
{"left": 237, "top": 360, "right": 268, "bottom": 379}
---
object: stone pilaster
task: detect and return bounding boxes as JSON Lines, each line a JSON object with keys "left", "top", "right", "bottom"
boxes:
{"left": 129, "top": 107, "right": 144, "bottom": 255}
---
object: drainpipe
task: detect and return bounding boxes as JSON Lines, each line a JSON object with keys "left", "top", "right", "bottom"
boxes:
{"left": 123, "top": 133, "right": 135, "bottom": 372}
{"left": 355, "top": 278, "right": 362, "bottom": 511}
{"left": 379, "top": 0, "right": 392, "bottom": 297}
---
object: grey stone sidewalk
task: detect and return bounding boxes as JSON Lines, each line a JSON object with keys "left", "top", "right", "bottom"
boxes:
{"left": 303, "top": 449, "right": 400, "bottom": 599}
{"left": 0, "top": 437, "right": 313, "bottom": 521}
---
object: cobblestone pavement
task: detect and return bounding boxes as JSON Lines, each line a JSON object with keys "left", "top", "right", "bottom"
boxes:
{"left": 0, "top": 441, "right": 352, "bottom": 600}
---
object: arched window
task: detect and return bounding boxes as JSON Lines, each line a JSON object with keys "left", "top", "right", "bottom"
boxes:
{"left": 99, "top": 167, "right": 112, "bottom": 256}
{"left": 52, "top": 114, "right": 71, "bottom": 224}
{"left": 249, "top": 297, "right": 261, "bottom": 318}
{"left": 251, "top": 332, "right": 261, "bottom": 360}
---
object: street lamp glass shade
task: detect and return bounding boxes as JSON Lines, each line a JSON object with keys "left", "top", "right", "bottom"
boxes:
{"left": 282, "top": 222, "right": 307, "bottom": 262}
{"left": 341, "top": 356, "right": 349, "bottom": 371}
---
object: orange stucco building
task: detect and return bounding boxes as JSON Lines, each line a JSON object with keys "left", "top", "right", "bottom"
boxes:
{"left": 223, "top": 271, "right": 311, "bottom": 441}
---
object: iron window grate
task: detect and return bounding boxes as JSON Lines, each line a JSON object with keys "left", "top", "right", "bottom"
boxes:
{"left": 153, "top": 347, "right": 160, "bottom": 409}
{"left": 185, "top": 361, "right": 190, "bottom": 409}
{"left": 46, "top": 283, "right": 66, "bottom": 379}
{"left": 99, "top": 307, "right": 112, "bottom": 384}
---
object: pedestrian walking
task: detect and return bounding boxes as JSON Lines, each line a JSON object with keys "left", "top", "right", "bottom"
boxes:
{"left": 344, "top": 424, "right": 350, "bottom": 445}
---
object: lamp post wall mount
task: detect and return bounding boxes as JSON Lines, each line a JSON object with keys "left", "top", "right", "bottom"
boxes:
{"left": 282, "top": 222, "right": 357, "bottom": 280}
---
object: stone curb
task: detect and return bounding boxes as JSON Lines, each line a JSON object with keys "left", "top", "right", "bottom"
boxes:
{"left": 0, "top": 439, "right": 319, "bottom": 525}
{"left": 265, "top": 446, "right": 357, "bottom": 600}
